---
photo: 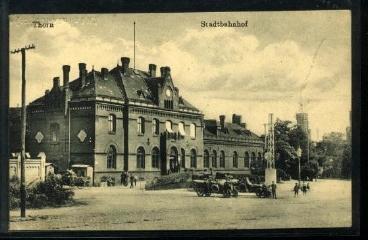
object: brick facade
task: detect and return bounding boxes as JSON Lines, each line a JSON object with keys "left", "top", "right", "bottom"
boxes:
{"left": 12, "top": 56, "right": 263, "bottom": 185}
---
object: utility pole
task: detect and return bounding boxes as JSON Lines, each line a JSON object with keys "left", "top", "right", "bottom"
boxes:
{"left": 10, "top": 44, "right": 35, "bottom": 218}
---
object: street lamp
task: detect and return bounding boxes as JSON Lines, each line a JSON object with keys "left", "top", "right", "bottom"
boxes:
{"left": 296, "top": 146, "right": 302, "bottom": 185}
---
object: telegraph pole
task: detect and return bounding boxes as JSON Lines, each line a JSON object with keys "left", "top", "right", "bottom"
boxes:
{"left": 10, "top": 44, "right": 35, "bottom": 218}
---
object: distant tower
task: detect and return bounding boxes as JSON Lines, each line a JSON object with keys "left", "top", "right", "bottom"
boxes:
{"left": 296, "top": 102, "right": 309, "bottom": 134}
{"left": 264, "top": 113, "right": 277, "bottom": 185}
{"left": 296, "top": 102, "right": 310, "bottom": 162}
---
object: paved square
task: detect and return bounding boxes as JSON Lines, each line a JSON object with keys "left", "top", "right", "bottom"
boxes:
{"left": 9, "top": 179, "right": 351, "bottom": 230}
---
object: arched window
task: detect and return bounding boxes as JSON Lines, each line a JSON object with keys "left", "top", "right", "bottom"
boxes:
{"left": 151, "top": 147, "right": 160, "bottom": 169}
{"left": 257, "top": 152, "right": 263, "bottom": 162}
{"left": 137, "top": 147, "right": 145, "bottom": 169}
{"left": 152, "top": 118, "right": 159, "bottom": 135}
{"left": 137, "top": 117, "right": 145, "bottom": 134}
{"left": 220, "top": 151, "right": 225, "bottom": 168}
{"left": 233, "top": 151, "right": 238, "bottom": 168}
{"left": 203, "top": 150, "right": 210, "bottom": 168}
{"left": 251, "top": 152, "right": 256, "bottom": 163}
{"left": 244, "top": 152, "right": 250, "bottom": 168}
{"left": 190, "top": 123, "right": 196, "bottom": 139}
{"left": 50, "top": 123, "right": 60, "bottom": 142}
{"left": 107, "top": 145, "right": 116, "bottom": 169}
{"left": 108, "top": 114, "right": 116, "bottom": 133}
{"left": 181, "top": 148, "right": 186, "bottom": 168}
{"left": 212, "top": 150, "right": 217, "bottom": 168}
{"left": 190, "top": 149, "right": 197, "bottom": 168}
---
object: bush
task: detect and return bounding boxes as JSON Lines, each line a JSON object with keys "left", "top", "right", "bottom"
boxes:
{"left": 9, "top": 174, "right": 74, "bottom": 209}
{"left": 100, "top": 176, "right": 115, "bottom": 186}
{"left": 61, "top": 170, "right": 77, "bottom": 186}
{"left": 9, "top": 176, "right": 21, "bottom": 209}
{"left": 74, "top": 176, "right": 91, "bottom": 187}
{"left": 145, "top": 173, "right": 191, "bottom": 190}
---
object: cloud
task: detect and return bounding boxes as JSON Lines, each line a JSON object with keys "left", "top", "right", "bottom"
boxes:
{"left": 9, "top": 17, "right": 350, "bottom": 138}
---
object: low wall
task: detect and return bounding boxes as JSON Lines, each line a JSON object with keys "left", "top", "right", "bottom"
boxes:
{"left": 9, "top": 152, "right": 46, "bottom": 184}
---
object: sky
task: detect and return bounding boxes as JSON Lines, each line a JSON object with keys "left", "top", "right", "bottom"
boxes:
{"left": 9, "top": 11, "right": 351, "bottom": 141}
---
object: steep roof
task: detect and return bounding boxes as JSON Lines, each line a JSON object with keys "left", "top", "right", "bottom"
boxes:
{"left": 204, "top": 119, "right": 262, "bottom": 141}
{"left": 71, "top": 70, "right": 124, "bottom": 100}
{"left": 29, "top": 64, "right": 200, "bottom": 113}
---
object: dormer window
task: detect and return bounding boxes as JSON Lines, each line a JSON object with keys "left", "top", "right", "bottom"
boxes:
{"left": 164, "top": 100, "right": 173, "bottom": 109}
{"left": 165, "top": 88, "right": 172, "bottom": 97}
{"left": 164, "top": 87, "right": 173, "bottom": 109}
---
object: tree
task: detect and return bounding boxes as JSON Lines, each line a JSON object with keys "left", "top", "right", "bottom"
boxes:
{"left": 340, "top": 144, "right": 351, "bottom": 179}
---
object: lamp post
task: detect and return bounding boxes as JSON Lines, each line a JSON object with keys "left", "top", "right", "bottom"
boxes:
{"left": 296, "top": 146, "right": 302, "bottom": 185}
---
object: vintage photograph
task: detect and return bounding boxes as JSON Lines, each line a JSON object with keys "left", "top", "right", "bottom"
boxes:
{"left": 8, "top": 11, "right": 352, "bottom": 231}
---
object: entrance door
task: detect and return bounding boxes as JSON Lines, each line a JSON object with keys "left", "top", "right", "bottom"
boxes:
{"left": 169, "top": 147, "right": 178, "bottom": 173}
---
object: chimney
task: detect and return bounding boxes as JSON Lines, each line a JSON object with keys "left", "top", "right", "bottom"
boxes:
{"left": 79, "top": 63, "right": 87, "bottom": 87}
{"left": 53, "top": 77, "right": 60, "bottom": 89}
{"left": 232, "top": 114, "right": 242, "bottom": 125}
{"left": 160, "top": 66, "right": 171, "bottom": 78}
{"left": 101, "top": 68, "right": 108, "bottom": 80}
{"left": 219, "top": 115, "right": 225, "bottom": 130}
{"left": 121, "top": 57, "right": 130, "bottom": 74}
{"left": 62, "top": 65, "right": 70, "bottom": 87}
{"left": 149, "top": 64, "right": 156, "bottom": 77}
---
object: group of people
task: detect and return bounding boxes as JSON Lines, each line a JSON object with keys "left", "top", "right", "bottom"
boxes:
{"left": 268, "top": 180, "right": 311, "bottom": 199}
{"left": 293, "top": 181, "right": 310, "bottom": 197}
{"left": 120, "top": 171, "right": 138, "bottom": 188}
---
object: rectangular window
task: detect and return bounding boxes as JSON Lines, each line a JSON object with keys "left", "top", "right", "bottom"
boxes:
{"left": 166, "top": 120, "right": 174, "bottom": 133}
{"left": 190, "top": 123, "right": 196, "bottom": 139}
{"left": 137, "top": 117, "right": 145, "bottom": 134}
{"left": 152, "top": 118, "right": 159, "bottom": 135}
{"left": 178, "top": 122, "right": 186, "bottom": 136}
{"left": 108, "top": 114, "right": 116, "bottom": 133}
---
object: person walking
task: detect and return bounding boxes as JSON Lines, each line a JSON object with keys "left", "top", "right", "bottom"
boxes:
{"left": 271, "top": 181, "right": 277, "bottom": 199}
{"left": 134, "top": 175, "right": 138, "bottom": 187}
{"left": 302, "top": 182, "right": 307, "bottom": 195}
{"left": 129, "top": 173, "right": 134, "bottom": 188}
{"left": 293, "top": 182, "right": 299, "bottom": 197}
{"left": 120, "top": 171, "right": 124, "bottom": 185}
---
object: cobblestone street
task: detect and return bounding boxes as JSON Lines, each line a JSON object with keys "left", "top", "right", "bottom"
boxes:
{"left": 9, "top": 179, "right": 351, "bottom": 230}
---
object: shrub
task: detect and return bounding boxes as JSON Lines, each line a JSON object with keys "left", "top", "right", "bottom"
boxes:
{"left": 9, "top": 176, "right": 21, "bottom": 209}
{"left": 100, "top": 176, "right": 115, "bottom": 186}
{"left": 61, "top": 170, "right": 77, "bottom": 186}
{"left": 145, "top": 173, "right": 191, "bottom": 190}
{"left": 74, "top": 176, "right": 91, "bottom": 187}
{"left": 9, "top": 174, "right": 74, "bottom": 209}
{"left": 28, "top": 174, "right": 74, "bottom": 207}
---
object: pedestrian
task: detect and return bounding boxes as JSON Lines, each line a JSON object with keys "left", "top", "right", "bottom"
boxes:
{"left": 293, "top": 182, "right": 299, "bottom": 197}
{"left": 271, "top": 181, "right": 277, "bottom": 199}
{"left": 307, "top": 182, "right": 310, "bottom": 191}
{"left": 134, "top": 175, "right": 138, "bottom": 187}
{"left": 302, "top": 182, "right": 307, "bottom": 195}
{"left": 120, "top": 171, "right": 124, "bottom": 185}
{"left": 129, "top": 173, "right": 134, "bottom": 188}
